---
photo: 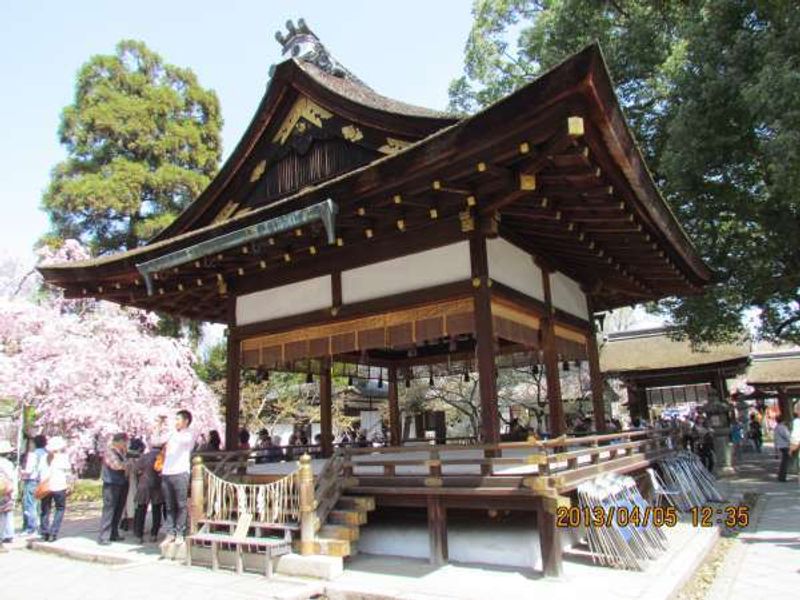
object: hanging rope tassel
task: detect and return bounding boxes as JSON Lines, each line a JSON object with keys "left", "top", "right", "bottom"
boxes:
{"left": 200, "top": 465, "right": 301, "bottom": 525}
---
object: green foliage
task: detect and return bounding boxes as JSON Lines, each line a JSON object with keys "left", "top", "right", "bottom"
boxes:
{"left": 195, "top": 338, "right": 228, "bottom": 384}
{"left": 70, "top": 478, "right": 103, "bottom": 502}
{"left": 451, "top": 0, "right": 800, "bottom": 344}
{"left": 41, "top": 40, "right": 222, "bottom": 255}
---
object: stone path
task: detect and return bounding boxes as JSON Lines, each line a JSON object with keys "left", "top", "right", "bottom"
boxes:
{"left": 1, "top": 449, "right": 794, "bottom": 600}
{"left": 707, "top": 447, "right": 799, "bottom": 600}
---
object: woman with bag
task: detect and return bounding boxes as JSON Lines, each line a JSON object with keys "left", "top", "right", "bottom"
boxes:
{"left": 40, "top": 436, "right": 72, "bottom": 542}
{"left": 0, "top": 440, "right": 17, "bottom": 550}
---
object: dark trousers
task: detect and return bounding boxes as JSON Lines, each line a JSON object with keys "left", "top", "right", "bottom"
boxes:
{"left": 98, "top": 483, "right": 127, "bottom": 542}
{"left": 700, "top": 447, "right": 715, "bottom": 473}
{"left": 40, "top": 491, "right": 67, "bottom": 539}
{"left": 133, "top": 502, "right": 163, "bottom": 538}
{"left": 162, "top": 473, "right": 190, "bottom": 537}
{"left": 778, "top": 448, "right": 790, "bottom": 481}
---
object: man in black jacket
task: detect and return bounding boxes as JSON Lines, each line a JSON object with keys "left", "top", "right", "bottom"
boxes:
{"left": 98, "top": 433, "right": 129, "bottom": 545}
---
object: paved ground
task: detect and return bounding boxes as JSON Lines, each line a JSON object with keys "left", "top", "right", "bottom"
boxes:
{"left": 706, "top": 447, "right": 799, "bottom": 600}
{"left": 0, "top": 448, "right": 795, "bottom": 600}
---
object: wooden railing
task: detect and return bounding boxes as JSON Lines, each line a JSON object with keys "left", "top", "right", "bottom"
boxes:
{"left": 313, "top": 452, "right": 347, "bottom": 530}
{"left": 339, "top": 429, "right": 674, "bottom": 494}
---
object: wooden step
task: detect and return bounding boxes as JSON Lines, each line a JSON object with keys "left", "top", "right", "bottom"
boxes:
{"left": 328, "top": 509, "right": 367, "bottom": 526}
{"left": 352, "top": 475, "right": 526, "bottom": 488}
{"left": 318, "top": 524, "right": 360, "bottom": 541}
{"left": 336, "top": 495, "right": 376, "bottom": 511}
{"left": 293, "top": 537, "right": 351, "bottom": 557}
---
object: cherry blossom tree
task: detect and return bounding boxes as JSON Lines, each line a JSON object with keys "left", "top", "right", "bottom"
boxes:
{"left": 0, "top": 241, "right": 222, "bottom": 470}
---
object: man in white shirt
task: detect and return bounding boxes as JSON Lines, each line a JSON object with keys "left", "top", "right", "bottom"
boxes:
{"left": 774, "top": 418, "right": 791, "bottom": 482}
{"left": 161, "top": 410, "right": 195, "bottom": 544}
{"left": 790, "top": 402, "right": 800, "bottom": 481}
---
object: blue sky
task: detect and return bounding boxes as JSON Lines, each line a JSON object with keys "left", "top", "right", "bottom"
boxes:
{"left": 0, "top": 0, "right": 475, "bottom": 263}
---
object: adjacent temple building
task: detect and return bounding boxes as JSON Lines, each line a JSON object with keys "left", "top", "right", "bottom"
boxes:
{"left": 40, "top": 21, "right": 713, "bottom": 576}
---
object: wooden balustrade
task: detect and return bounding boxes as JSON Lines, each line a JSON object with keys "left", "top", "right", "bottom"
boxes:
{"left": 339, "top": 429, "right": 674, "bottom": 494}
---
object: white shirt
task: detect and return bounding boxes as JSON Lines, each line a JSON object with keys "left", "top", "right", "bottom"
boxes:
{"left": 162, "top": 429, "right": 195, "bottom": 475}
{"left": 45, "top": 453, "right": 71, "bottom": 492}
{"left": 23, "top": 448, "right": 48, "bottom": 481}
{"left": 790, "top": 417, "right": 800, "bottom": 446}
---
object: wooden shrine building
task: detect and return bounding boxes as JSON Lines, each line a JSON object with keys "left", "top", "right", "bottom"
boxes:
{"left": 39, "top": 22, "right": 712, "bottom": 453}
{"left": 38, "top": 21, "right": 718, "bottom": 576}
{"left": 601, "top": 328, "right": 750, "bottom": 420}
{"left": 742, "top": 344, "right": 800, "bottom": 421}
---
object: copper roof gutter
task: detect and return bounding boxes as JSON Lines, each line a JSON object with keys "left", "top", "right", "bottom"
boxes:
{"left": 136, "top": 199, "right": 338, "bottom": 296}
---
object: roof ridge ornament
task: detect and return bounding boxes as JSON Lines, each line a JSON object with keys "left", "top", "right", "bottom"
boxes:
{"left": 272, "top": 18, "right": 369, "bottom": 87}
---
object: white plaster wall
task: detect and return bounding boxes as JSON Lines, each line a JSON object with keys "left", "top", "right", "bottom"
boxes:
{"left": 358, "top": 517, "right": 581, "bottom": 570}
{"left": 551, "top": 271, "right": 589, "bottom": 319}
{"left": 486, "top": 237, "right": 544, "bottom": 301}
{"left": 235, "top": 275, "right": 331, "bottom": 325}
{"left": 341, "top": 242, "right": 471, "bottom": 304}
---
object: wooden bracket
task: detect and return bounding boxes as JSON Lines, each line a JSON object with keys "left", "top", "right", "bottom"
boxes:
{"left": 542, "top": 494, "right": 572, "bottom": 515}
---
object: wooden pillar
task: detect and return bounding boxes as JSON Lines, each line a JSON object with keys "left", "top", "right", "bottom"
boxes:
{"left": 541, "top": 270, "right": 564, "bottom": 436}
{"left": 714, "top": 369, "right": 729, "bottom": 402}
{"left": 586, "top": 300, "right": 606, "bottom": 432}
{"left": 537, "top": 498, "right": 563, "bottom": 577}
{"left": 189, "top": 456, "right": 204, "bottom": 534}
{"left": 777, "top": 386, "right": 792, "bottom": 423}
{"left": 225, "top": 330, "right": 241, "bottom": 451}
{"left": 320, "top": 359, "right": 333, "bottom": 458}
{"left": 298, "top": 454, "right": 315, "bottom": 556}
{"left": 388, "top": 366, "right": 402, "bottom": 446}
{"left": 470, "top": 232, "right": 499, "bottom": 444}
{"left": 427, "top": 495, "right": 448, "bottom": 565}
{"left": 624, "top": 382, "right": 638, "bottom": 422}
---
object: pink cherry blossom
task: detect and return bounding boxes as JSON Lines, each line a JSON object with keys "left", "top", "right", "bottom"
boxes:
{"left": 1, "top": 242, "right": 222, "bottom": 471}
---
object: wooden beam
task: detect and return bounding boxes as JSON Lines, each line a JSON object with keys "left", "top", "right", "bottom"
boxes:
{"left": 586, "top": 298, "right": 606, "bottom": 432}
{"left": 232, "top": 280, "right": 474, "bottom": 341}
{"left": 225, "top": 326, "right": 242, "bottom": 451}
{"left": 231, "top": 217, "right": 464, "bottom": 297}
{"left": 479, "top": 126, "right": 575, "bottom": 216}
{"left": 537, "top": 498, "right": 563, "bottom": 577}
{"left": 388, "top": 366, "right": 402, "bottom": 446}
{"left": 470, "top": 231, "right": 500, "bottom": 444}
{"left": 541, "top": 269, "right": 565, "bottom": 436}
{"left": 320, "top": 358, "right": 333, "bottom": 458}
{"left": 427, "top": 496, "right": 448, "bottom": 566}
